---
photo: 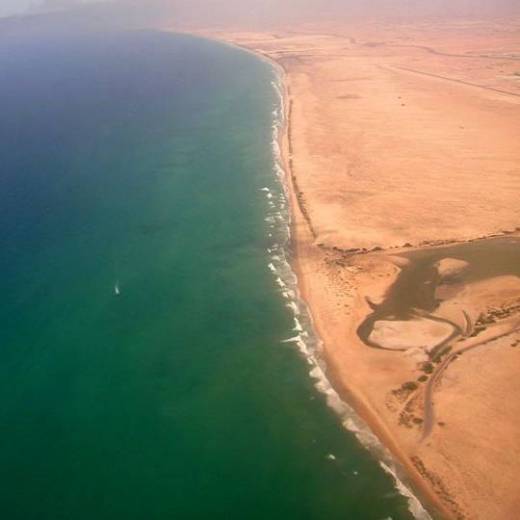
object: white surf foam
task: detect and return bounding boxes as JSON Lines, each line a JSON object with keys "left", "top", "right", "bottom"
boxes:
{"left": 380, "top": 462, "right": 433, "bottom": 520}
{"left": 326, "top": 453, "right": 336, "bottom": 461}
{"left": 286, "top": 301, "right": 300, "bottom": 315}
{"left": 264, "top": 67, "right": 432, "bottom": 520}
{"left": 293, "top": 317, "right": 303, "bottom": 332}
{"left": 282, "top": 335, "right": 302, "bottom": 344}
{"left": 275, "top": 277, "right": 286, "bottom": 289}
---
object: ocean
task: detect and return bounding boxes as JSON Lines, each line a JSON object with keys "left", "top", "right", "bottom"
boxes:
{"left": 0, "top": 22, "right": 417, "bottom": 519}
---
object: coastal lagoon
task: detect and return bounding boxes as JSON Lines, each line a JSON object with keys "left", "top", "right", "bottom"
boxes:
{"left": 1, "top": 23, "right": 415, "bottom": 519}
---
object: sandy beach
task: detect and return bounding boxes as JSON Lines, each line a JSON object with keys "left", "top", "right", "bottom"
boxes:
{"left": 180, "top": 20, "right": 520, "bottom": 519}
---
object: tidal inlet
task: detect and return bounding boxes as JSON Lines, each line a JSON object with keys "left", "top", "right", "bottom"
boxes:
{"left": 1, "top": 1, "right": 519, "bottom": 519}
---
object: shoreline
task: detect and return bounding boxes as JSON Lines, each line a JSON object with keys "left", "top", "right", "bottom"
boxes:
{"left": 224, "top": 34, "right": 445, "bottom": 518}
{"left": 275, "top": 57, "right": 519, "bottom": 518}
{"left": 207, "top": 32, "right": 442, "bottom": 517}
{"left": 273, "top": 58, "right": 448, "bottom": 520}
{"left": 170, "top": 26, "right": 520, "bottom": 520}
{"left": 271, "top": 44, "right": 520, "bottom": 516}
{"left": 191, "top": 30, "right": 457, "bottom": 519}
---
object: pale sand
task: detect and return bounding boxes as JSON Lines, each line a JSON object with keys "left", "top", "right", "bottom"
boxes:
{"left": 177, "top": 20, "right": 520, "bottom": 520}
{"left": 370, "top": 318, "right": 456, "bottom": 352}
{"left": 435, "top": 258, "right": 469, "bottom": 279}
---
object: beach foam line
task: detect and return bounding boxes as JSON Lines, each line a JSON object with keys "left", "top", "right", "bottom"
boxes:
{"left": 281, "top": 335, "right": 302, "bottom": 343}
{"left": 293, "top": 317, "right": 303, "bottom": 332}
{"left": 265, "top": 65, "right": 432, "bottom": 520}
{"left": 283, "top": 289, "right": 296, "bottom": 299}
{"left": 380, "top": 462, "right": 433, "bottom": 520}
{"left": 275, "top": 277, "right": 286, "bottom": 289}
{"left": 281, "top": 333, "right": 310, "bottom": 357}
{"left": 286, "top": 300, "right": 300, "bottom": 315}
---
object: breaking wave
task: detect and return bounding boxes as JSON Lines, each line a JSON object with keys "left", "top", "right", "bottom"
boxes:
{"left": 264, "top": 70, "right": 433, "bottom": 520}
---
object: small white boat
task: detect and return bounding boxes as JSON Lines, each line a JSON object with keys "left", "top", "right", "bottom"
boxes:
{"left": 114, "top": 282, "right": 120, "bottom": 296}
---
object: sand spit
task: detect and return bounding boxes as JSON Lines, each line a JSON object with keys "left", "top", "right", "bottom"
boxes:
{"left": 435, "top": 258, "right": 469, "bottom": 280}
{"left": 182, "top": 20, "right": 520, "bottom": 520}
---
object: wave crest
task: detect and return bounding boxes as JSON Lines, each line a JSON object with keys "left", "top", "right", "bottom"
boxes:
{"left": 265, "top": 70, "right": 432, "bottom": 520}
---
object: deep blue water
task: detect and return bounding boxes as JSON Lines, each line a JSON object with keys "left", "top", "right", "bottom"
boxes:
{"left": 0, "top": 24, "right": 415, "bottom": 520}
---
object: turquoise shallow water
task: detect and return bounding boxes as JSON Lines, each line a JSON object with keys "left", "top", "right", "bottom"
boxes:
{"left": 0, "top": 24, "right": 416, "bottom": 520}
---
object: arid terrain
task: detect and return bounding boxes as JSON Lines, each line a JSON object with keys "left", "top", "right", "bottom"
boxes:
{"left": 181, "top": 19, "right": 520, "bottom": 520}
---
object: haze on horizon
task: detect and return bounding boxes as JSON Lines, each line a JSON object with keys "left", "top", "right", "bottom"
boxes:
{"left": 0, "top": 0, "right": 113, "bottom": 19}
{"left": 0, "top": 0, "right": 33, "bottom": 17}
{"left": 120, "top": 0, "right": 520, "bottom": 29}
{"left": 160, "top": 0, "right": 520, "bottom": 21}
{"left": 6, "top": 0, "right": 520, "bottom": 28}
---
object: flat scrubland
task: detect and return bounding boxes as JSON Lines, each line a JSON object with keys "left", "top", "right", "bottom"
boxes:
{"left": 190, "top": 19, "right": 520, "bottom": 520}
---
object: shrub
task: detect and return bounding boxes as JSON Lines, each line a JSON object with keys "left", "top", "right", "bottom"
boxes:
{"left": 402, "top": 381, "right": 418, "bottom": 392}
{"left": 422, "top": 362, "right": 434, "bottom": 374}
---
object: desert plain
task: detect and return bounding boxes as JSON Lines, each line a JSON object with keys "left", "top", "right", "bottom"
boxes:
{"left": 180, "top": 18, "right": 520, "bottom": 520}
